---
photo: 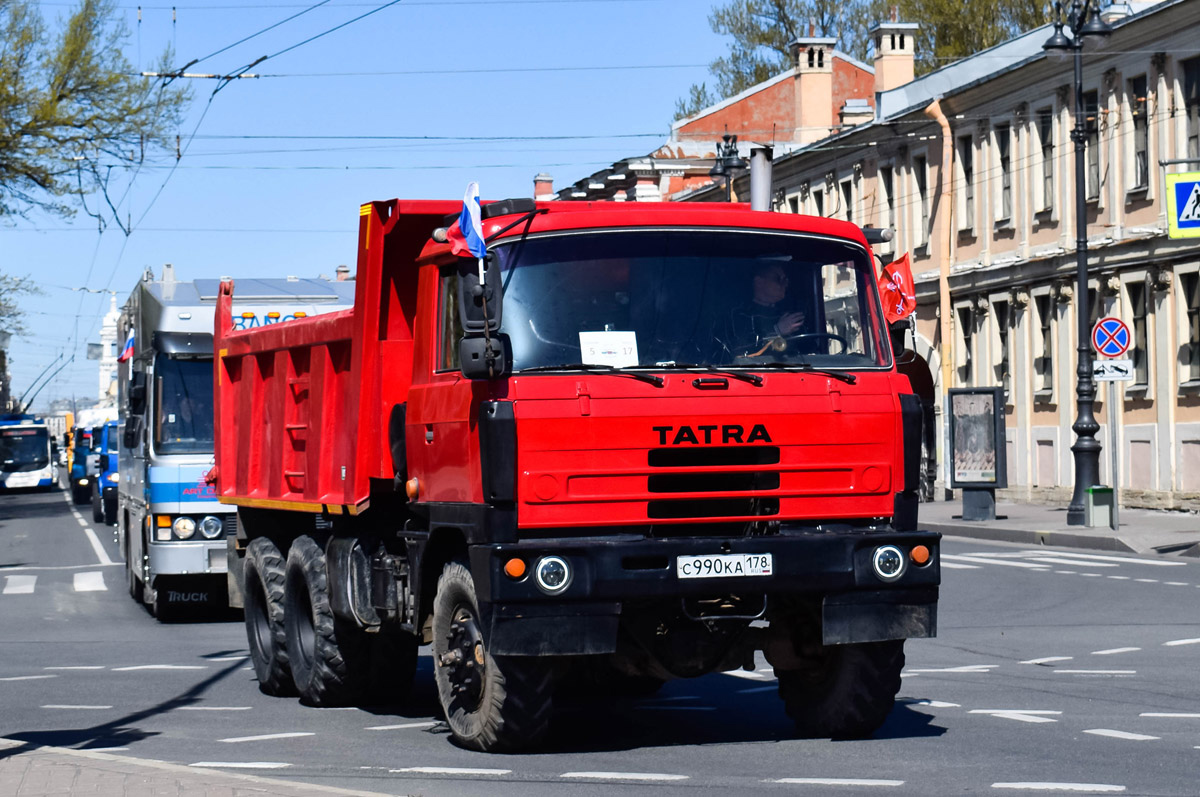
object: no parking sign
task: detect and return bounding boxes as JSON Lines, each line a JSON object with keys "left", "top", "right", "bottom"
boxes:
{"left": 1092, "top": 317, "right": 1130, "bottom": 358}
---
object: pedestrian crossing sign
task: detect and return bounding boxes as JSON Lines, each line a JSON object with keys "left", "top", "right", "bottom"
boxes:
{"left": 1167, "top": 171, "right": 1200, "bottom": 239}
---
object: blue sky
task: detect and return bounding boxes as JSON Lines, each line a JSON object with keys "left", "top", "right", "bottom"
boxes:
{"left": 5, "top": 0, "right": 723, "bottom": 408}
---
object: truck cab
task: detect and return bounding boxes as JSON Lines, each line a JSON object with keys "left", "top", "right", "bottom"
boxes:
{"left": 92, "top": 421, "right": 119, "bottom": 524}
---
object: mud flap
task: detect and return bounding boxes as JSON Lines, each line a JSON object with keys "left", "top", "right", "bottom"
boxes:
{"left": 822, "top": 590, "right": 937, "bottom": 645}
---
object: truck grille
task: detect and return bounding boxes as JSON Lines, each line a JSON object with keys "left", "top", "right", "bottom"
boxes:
{"left": 646, "top": 446, "right": 780, "bottom": 521}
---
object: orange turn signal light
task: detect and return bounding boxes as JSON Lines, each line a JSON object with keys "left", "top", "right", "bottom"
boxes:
{"left": 910, "top": 545, "right": 931, "bottom": 565}
{"left": 404, "top": 477, "right": 420, "bottom": 501}
{"left": 503, "top": 558, "right": 526, "bottom": 579}
{"left": 156, "top": 515, "right": 171, "bottom": 528}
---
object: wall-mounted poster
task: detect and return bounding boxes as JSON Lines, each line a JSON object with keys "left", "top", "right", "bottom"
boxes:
{"left": 948, "top": 386, "right": 1008, "bottom": 488}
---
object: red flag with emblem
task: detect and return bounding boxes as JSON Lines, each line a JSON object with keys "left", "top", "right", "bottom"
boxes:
{"left": 877, "top": 252, "right": 916, "bottom": 324}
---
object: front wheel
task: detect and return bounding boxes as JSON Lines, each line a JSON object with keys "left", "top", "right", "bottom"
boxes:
{"left": 776, "top": 640, "right": 905, "bottom": 739}
{"left": 432, "top": 562, "right": 557, "bottom": 752}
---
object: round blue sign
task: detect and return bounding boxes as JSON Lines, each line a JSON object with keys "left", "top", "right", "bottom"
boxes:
{"left": 1092, "top": 317, "right": 1131, "bottom": 358}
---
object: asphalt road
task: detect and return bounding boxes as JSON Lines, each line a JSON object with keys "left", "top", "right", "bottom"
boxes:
{"left": 2, "top": 487, "right": 1199, "bottom": 796}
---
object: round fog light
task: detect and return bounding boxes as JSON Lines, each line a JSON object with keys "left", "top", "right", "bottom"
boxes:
{"left": 173, "top": 516, "right": 196, "bottom": 540}
{"left": 198, "top": 515, "right": 223, "bottom": 539}
{"left": 534, "top": 556, "right": 571, "bottom": 594}
{"left": 872, "top": 545, "right": 905, "bottom": 582}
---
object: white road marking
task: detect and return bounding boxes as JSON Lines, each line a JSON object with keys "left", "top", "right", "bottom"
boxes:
{"left": 3, "top": 575, "right": 36, "bottom": 594}
{"left": 899, "top": 699, "right": 961, "bottom": 708}
{"left": 1140, "top": 712, "right": 1200, "bottom": 718}
{"left": 736, "top": 686, "right": 778, "bottom": 694}
{"left": 1091, "top": 647, "right": 1140, "bottom": 656}
{"left": 969, "top": 710, "right": 1061, "bottom": 724}
{"left": 1054, "top": 570, "right": 1077, "bottom": 575}
{"left": 0, "top": 675, "right": 57, "bottom": 682}
{"left": 1083, "top": 729, "right": 1159, "bottom": 741}
{"left": 940, "top": 562, "right": 982, "bottom": 570}
{"left": 112, "top": 664, "right": 207, "bottom": 671}
{"left": 1134, "top": 578, "right": 1158, "bottom": 584}
{"left": 770, "top": 778, "right": 904, "bottom": 787}
{"left": 1030, "top": 557, "right": 1119, "bottom": 568}
{"left": 0, "top": 564, "right": 120, "bottom": 572}
{"left": 723, "top": 669, "right": 771, "bottom": 680}
{"left": 42, "top": 705, "right": 112, "bottom": 710}
{"left": 1079, "top": 573, "right": 1102, "bottom": 578}
{"left": 84, "top": 747, "right": 128, "bottom": 752}
{"left": 1021, "top": 656, "right": 1072, "bottom": 665}
{"left": 942, "top": 554, "right": 1050, "bottom": 570}
{"left": 218, "top": 732, "right": 314, "bottom": 743}
{"left": 1024, "top": 551, "right": 1185, "bottom": 567}
{"left": 993, "top": 783, "right": 1125, "bottom": 792}
{"left": 73, "top": 571, "right": 106, "bottom": 592}
{"left": 365, "top": 721, "right": 437, "bottom": 730}
{"left": 904, "top": 664, "right": 999, "bottom": 674}
{"left": 205, "top": 656, "right": 249, "bottom": 661}
{"left": 392, "top": 766, "right": 512, "bottom": 776}
{"left": 44, "top": 666, "right": 104, "bottom": 671}
{"left": 560, "top": 772, "right": 688, "bottom": 782}
{"left": 190, "top": 762, "right": 292, "bottom": 769}
{"left": 1165, "top": 582, "right": 1190, "bottom": 586}
{"left": 176, "top": 706, "right": 253, "bottom": 711}
{"left": 1163, "top": 638, "right": 1200, "bottom": 646}
{"left": 75, "top": 517, "right": 88, "bottom": 527}
{"left": 82, "top": 527, "right": 114, "bottom": 566}
{"left": 1054, "top": 670, "right": 1136, "bottom": 675}
{"left": 1107, "top": 576, "right": 1131, "bottom": 580}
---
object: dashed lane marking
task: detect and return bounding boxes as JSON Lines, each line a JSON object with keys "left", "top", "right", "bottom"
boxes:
{"left": 44, "top": 666, "right": 104, "bottom": 671}
{"left": 1091, "top": 647, "right": 1140, "bottom": 656}
{"left": 83, "top": 747, "right": 128, "bottom": 752}
{"left": 1165, "top": 581, "right": 1189, "bottom": 586}
{"left": 1054, "top": 570, "right": 1077, "bottom": 575}
{"left": 205, "top": 656, "right": 249, "bottom": 661}
{"left": 81, "top": 526, "right": 114, "bottom": 566}
{"left": 899, "top": 699, "right": 961, "bottom": 708}
{"left": 0, "top": 564, "right": 119, "bottom": 571}
{"left": 1023, "top": 551, "right": 1186, "bottom": 567}
{"left": 969, "top": 710, "right": 1062, "bottom": 724}
{"left": 1079, "top": 573, "right": 1102, "bottom": 578}
{"left": 392, "top": 767, "right": 512, "bottom": 776}
{"left": 723, "top": 669, "right": 772, "bottom": 680}
{"left": 1021, "top": 656, "right": 1073, "bottom": 665}
{"left": 942, "top": 555, "right": 1050, "bottom": 570}
{"left": 112, "top": 665, "right": 207, "bottom": 671}
{"left": 175, "top": 706, "right": 253, "bottom": 711}
{"left": 1134, "top": 579, "right": 1158, "bottom": 584}
{"left": 993, "top": 783, "right": 1125, "bottom": 792}
{"left": 1083, "top": 729, "right": 1160, "bottom": 741}
{"left": 73, "top": 571, "right": 106, "bottom": 592}
{"left": 1163, "top": 638, "right": 1200, "bottom": 646}
{"left": 1107, "top": 576, "right": 1131, "bottom": 580}
{"left": 75, "top": 517, "right": 88, "bottom": 527}
{"left": 2, "top": 575, "right": 36, "bottom": 594}
{"left": 770, "top": 778, "right": 904, "bottom": 787}
{"left": 365, "top": 722, "right": 437, "bottom": 730}
{"left": 0, "top": 675, "right": 56, "bottom": 682}
{"left": 1140, "top": 712, "right": 1200, "bottom": 718}
{"left": 1054, "top": 670, "right": 1136, "bottom": 676}
{"left": 218, "top": 732, "right": 314, "bottom": 743}
{"left": 560, "top": 772, "right": 688, "bottom": 782}
{"left": 42, "top": 705, "right": 112, "bottom": 710}
{"left": 904, "top": 665, "right": 999, "bottom": 674}
{"left": 190, "top": 762, "right": 292, "bottom": 769}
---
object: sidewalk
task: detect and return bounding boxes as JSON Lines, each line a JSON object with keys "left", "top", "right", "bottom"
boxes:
{"left": 921, "top": 498, "right": 1200, "bottom": 557}
{"left": 0, "top": 738, "right": 393, "bottom": 797}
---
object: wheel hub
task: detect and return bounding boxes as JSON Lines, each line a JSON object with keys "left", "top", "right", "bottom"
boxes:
{"left": 441, "top": 606, "right": 487, "bottom": 706}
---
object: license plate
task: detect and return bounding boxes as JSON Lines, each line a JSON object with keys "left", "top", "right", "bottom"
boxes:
{"left": 676, "top": 553, "right": 773, "bottom": 579}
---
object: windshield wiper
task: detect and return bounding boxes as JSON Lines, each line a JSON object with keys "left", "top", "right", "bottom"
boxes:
{"left": 751, "top": 362, "right": 857, "bottom": 385}
{"left": 658, "top": 362, "right": 763, "bottom": 387}
{"left": 517, "top": 363, "right": 665, "bottom": 387}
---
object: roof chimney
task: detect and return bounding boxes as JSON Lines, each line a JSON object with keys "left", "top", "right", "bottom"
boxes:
{"left": 789, "top": 34, "right": 837, "bottom": 144}
{"left": 335, "top": 265, "right": 352, "bottom": 281}
{"left": 534, "top": 172, "right": 555, "bottom": 201}
{"left": 870, "top": 17, "right": 918, "bottom": 96}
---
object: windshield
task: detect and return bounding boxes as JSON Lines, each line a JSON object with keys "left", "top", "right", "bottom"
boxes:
{"left": 484, "top": 229, "right": 887, "bottom": 372}
{"left": 105, "top": 424, "right": 118, "bottom": 453}
{"left": 0, "top": 427, "right": 50, "bottom": 472}
{"left": 154, "top": 354, "right": 214, "bottom": 454}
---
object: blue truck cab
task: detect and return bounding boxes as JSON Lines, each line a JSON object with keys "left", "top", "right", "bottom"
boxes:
{"left": 92, "top": 421, "right": 119, "bottom": 524}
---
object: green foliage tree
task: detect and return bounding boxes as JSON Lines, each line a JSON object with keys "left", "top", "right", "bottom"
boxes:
{"left": 0, "top": 273, "right": 41, "bottom": 336}
{"left": 678, "top": 0, "right": 1050, "bottom": 119}
{"left": 0, "top": 0, "right": 189, "bottom": 221}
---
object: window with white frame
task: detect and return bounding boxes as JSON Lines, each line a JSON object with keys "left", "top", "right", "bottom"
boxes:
{"left": 880, "top": 165, "right": 895, "bottom": 229}
{"left": 995, "top": 125, "right": 1012, "bottom": 221}
{"left": 840, "top": 179, "right": 853, "bottom": 224}
{"left": 1129, "top": 74, "right": 1149, "bottom": 189}
{"left": 957, "top": 135, "right": 974, "bottom": 230}
{"left": 1034, "top": 293, "right": 1054, "bottom": 394}
{"left": 1184, "top": 57, "right": 1200, "bottom": 160}
{"left": 993, "top": 298, "right": 1011, "bottom": 396}
{"left": 788, "top": 196, "right": 799, "bottom": 214}
{"left": 1183, "top": 271, "right": 1200, "bottom": 383}
{"left": 1084, "top": 90, "right": 1101, "bottom": 199}
{"left": 1036, "top": 107, "right": 1055, "bottom": 212}
{"left": 913, "top": 154, "right": 929, "bottom": 247}
{"left": 812, "top": 187, "right": 825, "bottom": 217}
{"left": 955, "top": 304, "right": 973, "bottom": 384}
{"left": 1127, "top": 279, "right": 1149, "bottom": 387}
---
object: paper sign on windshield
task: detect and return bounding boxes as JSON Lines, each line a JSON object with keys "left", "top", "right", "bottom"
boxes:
{"left": 579, "top": 331, "right": 639, "bottom": 368}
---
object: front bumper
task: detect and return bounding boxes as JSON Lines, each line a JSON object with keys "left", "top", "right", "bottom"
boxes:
{"left": 469, "top": 529, "right": 940, "bottom": 655}
{"left": 147, "top": 539, "right": 228, "bottom": 577}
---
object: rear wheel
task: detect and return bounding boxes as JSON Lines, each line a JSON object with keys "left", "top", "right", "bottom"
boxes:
{"left": 91, "top": 485, "right": 103, "bottom": 522}
{"left": 244, "top": 538, "right": 296, "bottom": 696}
{"left": 432, "top": 562, "right": 557, "bottom": 752}
{"left": 103, "top": 496, "right": 116, "bottom": 526}
{"left": 776, "top": 640, "right": 905, "bottom": 739}
{"left": 283, "top": 535, "right": 367, "bottom": 706}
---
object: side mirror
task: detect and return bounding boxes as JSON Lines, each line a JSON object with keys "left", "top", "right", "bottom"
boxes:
{"left": 460, "top": 334, "right": 512, "bottom": 380}
{"left": 889, "top": 319, "right": 911, "bottom": 358}
{"left": 129, "top": 371, "right": 147, "bottom": 412}
{"left": 122, "top": 417, "right": 142, "bottom": 449}
{"left": 99, "top": 454, "right": 110, "bottom": 471}
{"left": 456, "top": 255, "right": 503, "bottom": 334}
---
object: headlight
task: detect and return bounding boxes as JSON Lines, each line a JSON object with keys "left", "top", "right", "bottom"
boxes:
{"left": 198, "top": 515, "right": 223, "bottom": 540}
{"left": 534, "top": 556, "right": 572, "bottom": 594}
{"left": 173, "top": 516, "right": 196, "bottom": 540}
{"left": 107, "top": 472, "right": 118, "bottom": 483}
{"left": 78, "top": 478, "right": 89, "bottom": 486}
{"left": 872, "top": 545, "right": 906, "bottom": 582}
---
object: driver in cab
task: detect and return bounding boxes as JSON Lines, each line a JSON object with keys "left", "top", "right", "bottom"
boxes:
{"left": 722, "top": 262, "right": 808, "bottom": 357}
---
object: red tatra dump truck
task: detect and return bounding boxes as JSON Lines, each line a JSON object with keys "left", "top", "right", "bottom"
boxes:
{"left": 213, "top": 193, "right": 940, "bottom": 752}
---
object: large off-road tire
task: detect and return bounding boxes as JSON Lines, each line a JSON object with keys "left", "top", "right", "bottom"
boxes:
{"left": 243, "top": 537, "right": 296, "bottom": 697}
{"left": 283, "top": 536, "right": 367, "bottom": 706}
{"left": 432, "top": 562, "right": 557, "bottom": 752}
{"left": 777, "top": 640, "right": 905, "bottom": 739}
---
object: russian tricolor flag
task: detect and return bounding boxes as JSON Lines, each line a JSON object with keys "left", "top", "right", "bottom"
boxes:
{"left": 117, "top": 328, "right": 135, "bottom": 362}
{"left": 446, "top": 182, "right": 488, "bottom": 260}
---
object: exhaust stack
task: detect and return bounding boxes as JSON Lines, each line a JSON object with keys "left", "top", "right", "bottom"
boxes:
{"left": 750, "top": 146, "right": 774, "bottom": 211}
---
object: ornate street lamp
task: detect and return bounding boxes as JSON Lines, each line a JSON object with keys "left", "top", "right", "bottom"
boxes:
{"left": 710, "top": 132, "right": 747, "bottom": 202}
{"left": 1043, "top": 0, "right": 1112, "bottom": 525}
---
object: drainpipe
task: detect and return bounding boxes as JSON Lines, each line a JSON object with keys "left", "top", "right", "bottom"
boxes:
{"left": 922, "top": 98, "right": 955, "bottom": 491}
{"left": 750, "top": 146, "right": 774, "bottom": 211}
